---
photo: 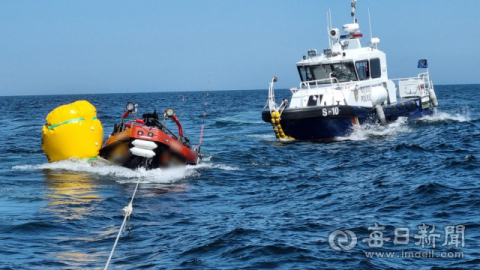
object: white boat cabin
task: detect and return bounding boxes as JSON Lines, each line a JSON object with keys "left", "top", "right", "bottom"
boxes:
{"left": 287, "top": 8, "right": 432, "bottom": 110}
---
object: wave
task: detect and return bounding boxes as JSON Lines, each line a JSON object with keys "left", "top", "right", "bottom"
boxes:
{"left": 196, "top": 163, "right": 241, "bottom": 171}
{"left": 336, "top": 117, "right": 411, "bottom": 141}
{"left": 335, "top": 107, "right": 472, "bottom": 142}
{"left": 418, "top": 109, "right": 471, "bottom": 122}
{"left": 12, "top": 158, "right": 240, "bottom": 184}
{"left": 245, "top": 134, "right": 276, "bottom": 139}
{"left": 393, "top": 142, "right": 432, "bottom": 152}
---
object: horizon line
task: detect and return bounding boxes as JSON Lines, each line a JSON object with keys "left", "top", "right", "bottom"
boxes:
{"left": 1, "top": 83, "right": 479, "bottom": 97}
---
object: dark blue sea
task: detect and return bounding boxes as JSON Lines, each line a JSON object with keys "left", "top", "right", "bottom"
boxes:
{"left": 1, "top": 85, "right": 479, "bottom": 269}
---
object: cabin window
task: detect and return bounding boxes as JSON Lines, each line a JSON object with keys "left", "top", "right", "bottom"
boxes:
{"left": 298, "top": 66, "right": 314, "bottom": 82}
{"left": 329, "top": 62, "right": 357, "bottom": 82}
{"left": 298, "top": 62, "right": 358, "bottom": 83}
{"left": 311, "top": 65, "right": 332, "bottom": 81}
{"left": 370, "top": 58, "right": 381, "bottom": 78}
{"left": 355, "top": 60, "right": 369, "bottom": 80}
{"left": 307, "top": 95, "right": 321, "bottom": 106}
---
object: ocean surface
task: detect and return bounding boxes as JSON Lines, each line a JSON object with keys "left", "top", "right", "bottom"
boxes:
{"left": 1, "top": 85, "right": 479, "bottom": 269}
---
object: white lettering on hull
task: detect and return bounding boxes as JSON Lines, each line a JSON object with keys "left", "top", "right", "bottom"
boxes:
{"left": 322, "top": 107, "right": 340, "bottom": 116}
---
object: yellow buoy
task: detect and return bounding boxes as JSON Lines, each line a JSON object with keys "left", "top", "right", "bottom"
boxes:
{"left": 41, "top": 100, "right": 103, "bottom": 162}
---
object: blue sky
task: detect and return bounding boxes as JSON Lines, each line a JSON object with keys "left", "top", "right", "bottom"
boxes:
{"left": 0, "top": 0, "right": 477, "bottom": 95}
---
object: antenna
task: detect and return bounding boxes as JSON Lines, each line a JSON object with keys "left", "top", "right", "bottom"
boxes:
{"left": 329, "top": 9, "right": 332, "bottom": 30}
{"left": 368, "top": 7, "right": 373, "bottom": 41}
{"left": 327, "top": 10, "right": 331, "bottom": 48}
{"left": 327, "top": 26, "right": 330, "bottom": 48}
{"left": 351, "top": 0, "right": 357, "bottom": 23}
{"left": 329, "top": 9, "right": 333, "bottom": 48}
{"left": 326, "top": 11, "right": 329, "bottom": 32}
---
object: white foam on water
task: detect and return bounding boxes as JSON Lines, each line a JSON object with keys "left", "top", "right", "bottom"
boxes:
{"left": 336, "top": 117, "right": 411, "bottom": 141}
{"left": 245, "top": 134, "right": 276, "bottom": 139}
{"left": 418, "top": 109, "right": 471, "bottom": 123}
{"left": 201, "top": 156, "right": 212, "bottom": 162}
{"left": 194, "top": 162, "right": 241, "bottom": 171}
{"left": 12, "top": 158, "right": 240, "bottom": 184}
{"left": 335, "top": 107, "right": 472, "bottom": 142}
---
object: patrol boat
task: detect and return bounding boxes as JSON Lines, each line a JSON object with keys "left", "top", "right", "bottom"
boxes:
{"left": 261, "top": 0, "right": 439, "bottom": 141}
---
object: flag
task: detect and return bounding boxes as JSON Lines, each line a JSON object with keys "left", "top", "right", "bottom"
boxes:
{"left": 418, "top": 59, "right": 428, "bottom": 68}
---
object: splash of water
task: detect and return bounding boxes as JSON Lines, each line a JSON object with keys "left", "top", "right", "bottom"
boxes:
{"left": 418, "top": 108, "right": 471, "bottom": 122}
{"left": 246, "top": 134, "right": 276, "bottom": 139}
{"left": 336, "top": 117, "right": 411, "bottom": 141}
{"left": 12, "top": 158, "right": 240, "bottom": 184}
{"left": 335, "top": 108, "right": 472, "bottom": 142}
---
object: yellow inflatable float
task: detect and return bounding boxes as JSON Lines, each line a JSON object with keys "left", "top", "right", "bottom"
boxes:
{"left": 42, "top": 100, "right": 103, "bottom": 162}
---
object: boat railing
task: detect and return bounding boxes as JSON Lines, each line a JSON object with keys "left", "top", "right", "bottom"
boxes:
{"left": 390, "top": 72, "right": 432, "bottom": 87}
{"left": 265, "top": 77, "right": 280, "bottom": 113}
{"left": 290, "top": 77, "right": 350, "bottom": 106}
{"left": 390, "top": 72, "right": 433, "bottom": 98}
{"left": 300, "top": 77, "right": 339, "bottom": 89}
{"left": 290, "top": 77, "right": 338, "bottom": 93}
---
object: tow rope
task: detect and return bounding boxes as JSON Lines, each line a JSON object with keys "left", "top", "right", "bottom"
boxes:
{"left": 198, "top": 73, "right": 210, "bottom": 151}
{"left": 104, "top": 178, "right": 140, "bottom": 270}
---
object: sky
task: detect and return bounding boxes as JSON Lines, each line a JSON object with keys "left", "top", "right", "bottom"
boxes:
{"left": 0, "top": 0, "right": 478, "bottom": 96}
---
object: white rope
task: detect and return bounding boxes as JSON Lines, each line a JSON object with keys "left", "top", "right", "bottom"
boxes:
{"left": 104, "top": 179, "right": 141, "bottom": 270}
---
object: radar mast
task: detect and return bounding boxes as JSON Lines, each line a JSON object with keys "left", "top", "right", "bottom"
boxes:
{"left": 351, "top": 0, "right": 357, "bottom": 23}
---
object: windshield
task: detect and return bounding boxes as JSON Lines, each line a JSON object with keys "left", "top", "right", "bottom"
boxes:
{"left": 298, "top": 62, "right": 358, "bottom": 84}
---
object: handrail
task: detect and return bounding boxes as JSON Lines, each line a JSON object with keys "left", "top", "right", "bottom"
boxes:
{"left": 299, "top": 77, "right": 340, "bottom": 89}
{"left": 390, "top": 72, "right": 429, "bottom": 83}
{"left": 390, "top": 72, "right": 432, "bottom": 90}
{"left": 390, "top": 72, "right": 433, "bottom": 98}
{"left": 170, "top": 115, "right": 184, "bottom": 138}
{"left": 297, "top": 77, "right": 353, "bottom": 106}
{"left": 267, "top": 77, "right": 278, "bottom": 113}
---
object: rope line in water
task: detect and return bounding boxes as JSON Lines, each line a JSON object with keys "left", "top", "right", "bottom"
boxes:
{"left": 198, "top": 73, "right": 210, "bottom": 151}
{"left": 106, "top": 75, "right": 210, "bottom": 268}
{"left": 104, "top": 179, "right": 140, "bottom": 270}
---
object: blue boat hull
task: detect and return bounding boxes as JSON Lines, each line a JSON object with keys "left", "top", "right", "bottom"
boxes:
{"left": 262, "top": 98, "right": 433, "bottom": 140}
